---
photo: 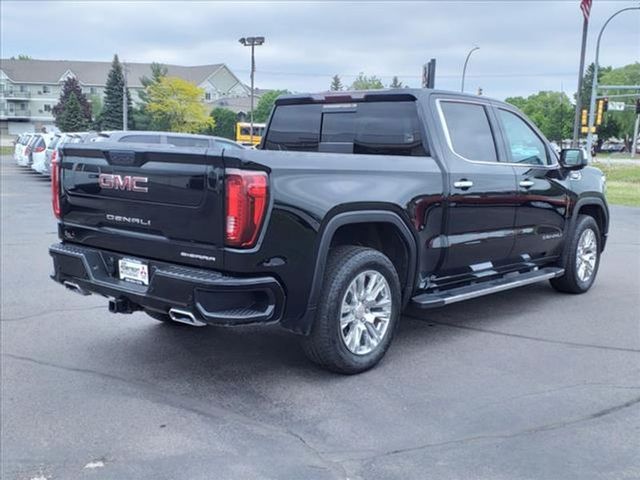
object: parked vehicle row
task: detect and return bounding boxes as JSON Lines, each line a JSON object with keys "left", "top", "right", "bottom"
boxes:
{"left": 13, "top": 131, "right": 245, "bottom": 178}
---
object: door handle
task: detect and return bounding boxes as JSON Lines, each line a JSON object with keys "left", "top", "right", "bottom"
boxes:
{"left": 453, "top": 180, "right": 474, "bottom": 189}
{"left": 519, "top": 179, "right": 535, "bottom": 188}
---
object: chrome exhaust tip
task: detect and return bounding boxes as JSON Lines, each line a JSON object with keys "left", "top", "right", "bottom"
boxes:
{"left": 63, "top": 281, "right": 90, "bottom": 296}
{"left": 168, "top": 308, "right": 207, "bottom": 327}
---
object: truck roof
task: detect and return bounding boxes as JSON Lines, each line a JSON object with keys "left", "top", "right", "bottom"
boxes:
{"left": 275, "top": 88, "right": 504, "bottom": 106}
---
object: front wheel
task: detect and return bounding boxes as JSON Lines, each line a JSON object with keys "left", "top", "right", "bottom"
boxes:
{"left": 301, "top": 246, "right": 401, "bottom": 374}
{"left": 550, "top": 215, "right": 601, "bottom": 294}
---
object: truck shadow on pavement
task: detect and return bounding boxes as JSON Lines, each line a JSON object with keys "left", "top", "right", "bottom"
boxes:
{"left": 86, "top": 281, "right": 568, "bottom": 385}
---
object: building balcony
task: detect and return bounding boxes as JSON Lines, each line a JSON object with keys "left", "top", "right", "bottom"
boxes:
{"left": 0, "top": 110, "right": 32, "bottom": 119}
{"left": 2, "top": 91, "right": 32, "bottom": 99}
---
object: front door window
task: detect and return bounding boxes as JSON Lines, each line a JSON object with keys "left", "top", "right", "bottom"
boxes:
{"left": 498, "top": 109, "right": 549, "bottom": 166}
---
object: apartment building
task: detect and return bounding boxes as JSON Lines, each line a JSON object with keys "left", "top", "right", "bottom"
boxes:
{"left": 0, "top": 58, "right": 250, "bottom": 136}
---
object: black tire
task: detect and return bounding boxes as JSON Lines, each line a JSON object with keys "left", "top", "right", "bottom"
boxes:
{"left": 301, "top": 246, "right": 401, "bottom": 374}
{"left": 550, "top": 215, "right": 601, "bottom": 294}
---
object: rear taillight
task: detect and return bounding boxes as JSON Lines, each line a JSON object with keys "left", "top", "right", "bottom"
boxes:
{"left": 225, "top": 169, "right": 268, "bottom": 248}
{"left": 34, "top": 146, "right": 45, "bottom": 153}
{"left": 51, "top": 151, "right": 61, "bottom": 219}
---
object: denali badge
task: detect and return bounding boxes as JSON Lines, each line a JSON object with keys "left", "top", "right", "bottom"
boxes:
{"left": 99, "top": 173, "right": 148, "bottom": 192}
{"left": 180, "top": 252, "right": 216, "bottom": 262}
{"left": 106, "top": 214, "right": 151, "bottom": 226}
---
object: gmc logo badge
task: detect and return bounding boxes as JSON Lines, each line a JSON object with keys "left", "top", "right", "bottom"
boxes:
{"left": 99, "top": 174, "right": 149, "bottom": 193}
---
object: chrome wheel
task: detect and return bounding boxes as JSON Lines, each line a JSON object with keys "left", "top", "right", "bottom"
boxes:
{"left": 340, "top": 270, "right": 392, "bottom": 355}
{"left": 576, "top": 228, "right": 597, "bottom": 283}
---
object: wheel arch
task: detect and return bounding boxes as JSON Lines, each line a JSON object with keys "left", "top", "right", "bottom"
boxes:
{"left": 573, "top": 196, "right": 609, "bottom": 251}
{"left": 296, "top": 209, "right": 418, "bottom": 335}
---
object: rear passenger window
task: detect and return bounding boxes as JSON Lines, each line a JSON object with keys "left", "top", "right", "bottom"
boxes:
{"left": 119, "top": 135, "right": 161, "bottom": 144}
{"left": 264, "top": 101, "right": 426, "bottom": 156}
{"left": 167, "top": 136, "right": 210, "bottom": 148}
{"left": 440, "top": 101, "right": 497, "bottom": 162}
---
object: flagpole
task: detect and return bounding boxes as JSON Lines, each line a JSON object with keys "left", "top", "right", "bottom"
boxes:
{"left": 572, "top": 15, "right": 589, "bottom": 148}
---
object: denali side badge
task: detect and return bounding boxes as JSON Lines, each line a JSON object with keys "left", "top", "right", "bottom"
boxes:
{"left": 99, "top": 173, "right": 149, "bottom": 193}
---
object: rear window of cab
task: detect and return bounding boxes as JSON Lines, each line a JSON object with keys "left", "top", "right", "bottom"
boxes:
{"left": 263, "top": 101, "right": 427, "bottom": 156}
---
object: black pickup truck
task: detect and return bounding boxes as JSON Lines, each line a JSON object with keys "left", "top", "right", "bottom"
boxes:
{"left": 50, "top": 89, "right": 609, "bottom": 373}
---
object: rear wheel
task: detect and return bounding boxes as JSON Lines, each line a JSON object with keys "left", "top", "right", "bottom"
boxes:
{"left": 550, "top": 215, "right": 601, "bottom": 294}
{"left": 301, "top": 246, "right": 401, "bottom": 374}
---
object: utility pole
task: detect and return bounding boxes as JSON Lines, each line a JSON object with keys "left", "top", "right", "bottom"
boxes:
{"left": 632, "top": 110, "right": 640, "bottom": 159}
{"left": 239, "top": 36, "right": 265, "bottom": 145}
{"left": 572, "top": 7, "right": 590, "bottom": 148}
{"left": 586, "top": 6, "right": 640, "bottom": 156}
{"left": 122, "top": 61, "right": 128, "bottom": 131}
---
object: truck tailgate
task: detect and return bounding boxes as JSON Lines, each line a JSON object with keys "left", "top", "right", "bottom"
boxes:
{"left": 59, "top": 144, "right": 225, "bottom": 269}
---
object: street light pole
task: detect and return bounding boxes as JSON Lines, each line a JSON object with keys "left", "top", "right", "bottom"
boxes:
{"left": 461, "top": 46, "right": 479, "bottom": 93}
{"left": 586, "top": 6, "right": 640, "bottom": 157}
{"left": 239, "top": 36, "right": 265, "bottom": 146}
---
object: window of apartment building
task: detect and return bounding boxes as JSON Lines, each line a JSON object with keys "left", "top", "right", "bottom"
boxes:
{"left": 44, "top": 104, "right": 52, "bottom": 112}
{"left": 90, "top": 87, "right": 97, "bottom": 95}
{"left": 205, "top": 92, "right": 212, "bottom": 101}
{"left": 42, "top": 85, "right": 51, "bottom": 94}
{"left": 19, "top": 85, "right": 27, "bottom": 92}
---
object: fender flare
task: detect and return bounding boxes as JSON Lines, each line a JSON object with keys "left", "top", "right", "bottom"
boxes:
{"left": 572, "top": 195, "right": 609, "bottom": 237}
{"left": 563, "top": 195, "right": 610, "bottom": 261}
{"left": 293, "top": 210, "right": 418, "bottom": 335}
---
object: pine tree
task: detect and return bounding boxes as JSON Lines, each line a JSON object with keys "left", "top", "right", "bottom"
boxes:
{"left": 57, "top": 92, "right": 90, "bottom": 132}
{"left": 330, "top": 74, "right": 343, "bottom": 91}
{"left": 99, "top": 54, "right": 133, "bottom": 130}
{"left": 390, "top": 76, "right": 403, "bottom": 88}
{"left": 53, "top": 78, "right": 92, "bottom": 132}
{"left": 135, "top": 62, "right": 168, "bottom": 130}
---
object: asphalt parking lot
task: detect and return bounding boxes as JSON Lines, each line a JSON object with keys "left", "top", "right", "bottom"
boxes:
{"left": 1, "top": 154, "right": 639, "bottom": 480}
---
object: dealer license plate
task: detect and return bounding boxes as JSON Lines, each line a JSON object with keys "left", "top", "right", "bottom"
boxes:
{"left": 118, "top": 258, "right": 149, "bottom": 285}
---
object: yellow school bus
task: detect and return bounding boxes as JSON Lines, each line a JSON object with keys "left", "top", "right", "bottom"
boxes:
{"left": 236, "top": 122, "right": 266, "bottom": 147}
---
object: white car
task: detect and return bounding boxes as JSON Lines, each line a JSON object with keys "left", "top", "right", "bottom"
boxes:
{"left": 40, "top": 133, "right": 82, "bottom": 175}
{"left": 14, "top": 133, "right": 33, "bottom": 165}
{"left": 30, "top": 133, "right": 55, "bottom": 173}
{"left": 17, "top": 134, "right": 39, "bottom": 167}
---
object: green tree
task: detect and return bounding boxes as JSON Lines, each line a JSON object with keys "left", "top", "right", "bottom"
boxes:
{"left": 506, "top": 91, "right": 574, "bottom": 142}
{"left": 56, "top": 92, "right": 91, "bottom": 132}
{"left": 135, "top": 62, "right": 169, "bottom": 130}
{"left": 11, "top": 54, "right": 32, "bottom": 60}
{"left": 52, "top": 77, "right": 92, "bottom": 130}
{"left": 330, "top": 74, "right": 343, "bottom": 91}
{"left": 253, "top": 90, "right": 289, "bottom": 123}
{"left": 599, "top": 62, "right": 640, "bottom": 148}
{"left": 99, "top": 54, "right": 133, "bottom": 130}
{"left": 203, "top": 107, "right": 237, "bottom": 139}
{"left": 389, "top": 76, "right": 403, "bottom": 88}
{"left": 146, "top": 76, "right": 214, "bottom": 133}
{"left": 350, "top": 73, "right": 384, "bottom": 90}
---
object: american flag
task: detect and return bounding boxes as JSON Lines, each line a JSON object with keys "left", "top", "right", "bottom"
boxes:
{"left": 580, "top": 0, "right": 592, "bottom": 20}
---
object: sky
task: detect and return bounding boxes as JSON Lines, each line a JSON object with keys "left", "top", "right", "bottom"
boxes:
{"left": 1, "top": 0, "right": 638, "bottom": 100}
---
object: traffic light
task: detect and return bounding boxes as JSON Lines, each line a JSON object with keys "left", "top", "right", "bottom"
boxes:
{"left": 581, "top": 109, "right": 588, "bottom": 126}
{"left": 636, "top": 98, "right": 640, "bottom": 114}
{"left": 596, "top": 99, "right": 604, "bottom": 126}
{"left": 603, "top": 97, "right": 609, "bottom": 112}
